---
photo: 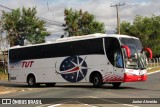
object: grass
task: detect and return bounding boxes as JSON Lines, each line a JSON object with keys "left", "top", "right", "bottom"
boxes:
{"left": 147, "top": 66, "right": 160, "bottom": 73}
{"left": 0, "top": 72, "right": 8, "bottom": 80}
{"left": 0, "top": 67, "right": 8, "bottom": 80}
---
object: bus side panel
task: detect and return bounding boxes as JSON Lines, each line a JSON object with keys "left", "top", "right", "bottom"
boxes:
{"left": 8, "top": 69, "right": 26, "bottom": 83}
{"left": 34, "top": 55, "right": 110, "bottom": 83}
{"left": 9, "top": 55, "right": 111, "bottom": 83}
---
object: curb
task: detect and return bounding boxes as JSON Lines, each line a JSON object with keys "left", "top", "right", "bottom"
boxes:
{"left": 147, "top": 70, "right": 160, "bottom": 75}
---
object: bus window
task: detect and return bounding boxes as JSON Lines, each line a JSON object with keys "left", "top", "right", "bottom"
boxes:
{"left": 120, "top": 37, "right": 147, "bottom": 69}
{"left": 114, "top": 49, "right": 123, "bottom": 68}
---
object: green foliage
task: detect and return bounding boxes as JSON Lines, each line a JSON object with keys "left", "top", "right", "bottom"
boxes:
{"left": 0, "top": 67, "right": 8, "bottom": 80}
{"left": 1, "top": 7, "right": 50, "bottom": 46}
{"left": 63, "top": 8, "right": 105, "bottom": 36}
{"left": 120, "top": 15, "right": 160, "bottom": 56}
{"left": 0, "top": 67, "right": 5, "bottom": 73}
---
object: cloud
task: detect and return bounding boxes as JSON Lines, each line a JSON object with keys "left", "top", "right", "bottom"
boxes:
{"left": 0, "top": 0, "right": 160, "bottom": 34}
{"left": 120, "top": 0, "right": 160, "bottom": 22}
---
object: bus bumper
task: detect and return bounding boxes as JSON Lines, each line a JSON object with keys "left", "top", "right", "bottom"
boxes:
{"left": 124, "top": 73, "right": 147, "bottom": 82}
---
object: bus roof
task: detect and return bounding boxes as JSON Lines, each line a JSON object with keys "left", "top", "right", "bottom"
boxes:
{"left": 10, "top": 33, "right": 138, "bottom": 49}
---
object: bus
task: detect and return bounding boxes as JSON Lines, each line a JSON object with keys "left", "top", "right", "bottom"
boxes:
{"left": 8, "top": 33, "right": 152, "bottom": 88}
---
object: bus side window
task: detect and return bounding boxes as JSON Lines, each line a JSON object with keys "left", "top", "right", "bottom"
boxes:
{"left": 72, "top": 38, "right": 104, "bottom": 56}
{"left": 105, "top": 37, "right": 115, "bottom": 66}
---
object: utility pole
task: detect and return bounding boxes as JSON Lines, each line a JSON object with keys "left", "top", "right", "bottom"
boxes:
{"left": 111, "top": 3, "right": 125, "bottom": 34}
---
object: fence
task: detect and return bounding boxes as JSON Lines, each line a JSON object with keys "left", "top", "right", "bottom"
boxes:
{"left": 148, "top": 58, "right": 160, "bottom": 68}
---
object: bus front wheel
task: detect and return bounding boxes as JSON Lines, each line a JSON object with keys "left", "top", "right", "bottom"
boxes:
{"left": 93, "top": 73, "right": 102, "bottom": 88}
{"left": 27, "top": 75, "right": 36, "bottom": 87}
{"left": 112, "top": 82, "right": 121, "bottom": 88}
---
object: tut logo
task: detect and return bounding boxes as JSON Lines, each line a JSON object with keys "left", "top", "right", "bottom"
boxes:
{"left": 22, "top": 61, "right": 34, "bottom": 68}
{"left": 56, "top": 56, "right": 88, "bottom": 82}
{"left": 9, "top": 60, "right": 34, "bottom": 68}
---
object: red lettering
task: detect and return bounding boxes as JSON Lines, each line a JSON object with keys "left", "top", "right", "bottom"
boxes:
{"left": 30, "top": 61, "right": 34, "bottom": 67}
{"left": 25, "top": 62, "right": 30, "bottom": 67}
{"left": 22, "top": 61, "right": 26, "bottom": 68}
{"left": 22, "top": 61, "right": 34, "bottom": 68}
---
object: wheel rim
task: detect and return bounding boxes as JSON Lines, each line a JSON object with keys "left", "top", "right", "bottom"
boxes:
{"left": 94, "top": 77, "right": 99, "bottom": 85}
{"left": 29, "top": 78, "right": 34, "bottom": 85}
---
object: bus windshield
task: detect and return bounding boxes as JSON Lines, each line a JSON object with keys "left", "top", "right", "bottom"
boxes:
{"left": 120, "top": 38, "right": 148, "bottom": 69}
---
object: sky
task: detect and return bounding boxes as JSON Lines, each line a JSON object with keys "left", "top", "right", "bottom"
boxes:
{"left": 0, "top": 0, "right": 160, "bottom": 41}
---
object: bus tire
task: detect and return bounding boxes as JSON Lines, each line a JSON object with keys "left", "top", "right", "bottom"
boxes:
{"left": 93, "top": 73, "right": 102, "bottom": 88}
{"left": 46, "top": 83, "right": 56, "bottom": 87}
{"left": 27, "top": 75, "right": 36, "bottom": 87}
{"left": 112, "top": 82, "right": 121, "bottom": 89}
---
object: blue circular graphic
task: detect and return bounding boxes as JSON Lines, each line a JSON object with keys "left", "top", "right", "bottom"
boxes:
{"left": 60, "top": 56, "right": 88, "bottom": 82}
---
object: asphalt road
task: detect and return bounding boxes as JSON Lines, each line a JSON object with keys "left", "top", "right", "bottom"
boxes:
{"left": 0, "top": 72, "right": 160, "bottom": 107}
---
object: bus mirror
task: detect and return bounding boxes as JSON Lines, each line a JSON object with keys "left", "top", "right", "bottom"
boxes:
{"left": 142, "top": 47, "right": 153, "bottom": 59}
{"left": 121, "top": 45, "right": 131, "bottom": 58}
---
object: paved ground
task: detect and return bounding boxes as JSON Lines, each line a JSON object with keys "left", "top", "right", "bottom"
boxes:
{"left": 0, "top": 71, "right": 160, "bottom": 107}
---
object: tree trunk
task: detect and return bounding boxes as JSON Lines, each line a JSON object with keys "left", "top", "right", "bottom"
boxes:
{"left": 2, "top": 51, "right": 7, "bottom": 73}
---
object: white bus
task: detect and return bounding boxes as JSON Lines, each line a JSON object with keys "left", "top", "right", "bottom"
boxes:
{"left": 8, "top": 33, "right": 152, "bottom": 88}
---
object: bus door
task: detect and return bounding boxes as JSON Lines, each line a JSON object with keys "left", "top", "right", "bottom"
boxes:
{"left": 113, "top": 49, "right": 124, "bottom": 82}
{"left": 105, "top": 37, "right": 124, "bottom": 82}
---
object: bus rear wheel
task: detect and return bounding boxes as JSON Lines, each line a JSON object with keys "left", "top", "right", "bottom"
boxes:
{"left": 112, "top": 82, "right": 121, "bottom": 88}
{"left": 93, "top": 73, "right": 102, "bottom": 88}
{"left": 27, "top": 75, "right": 36, "bottom": 87}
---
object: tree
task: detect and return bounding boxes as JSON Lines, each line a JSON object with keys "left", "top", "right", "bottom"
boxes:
{"left": 0, "top": 20, "right": 7, "bottom": 73}
{"left": 120, "top": 15, "right": 160, "bottom": 56}
{"left": 119, "top": 21, "right": 132, "bottom": 35}
{"left": 63, "top": 8, "right": 105, "bottom": 37}
{"left": 1, "top": 7, "right": 50, "bottom": 46}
